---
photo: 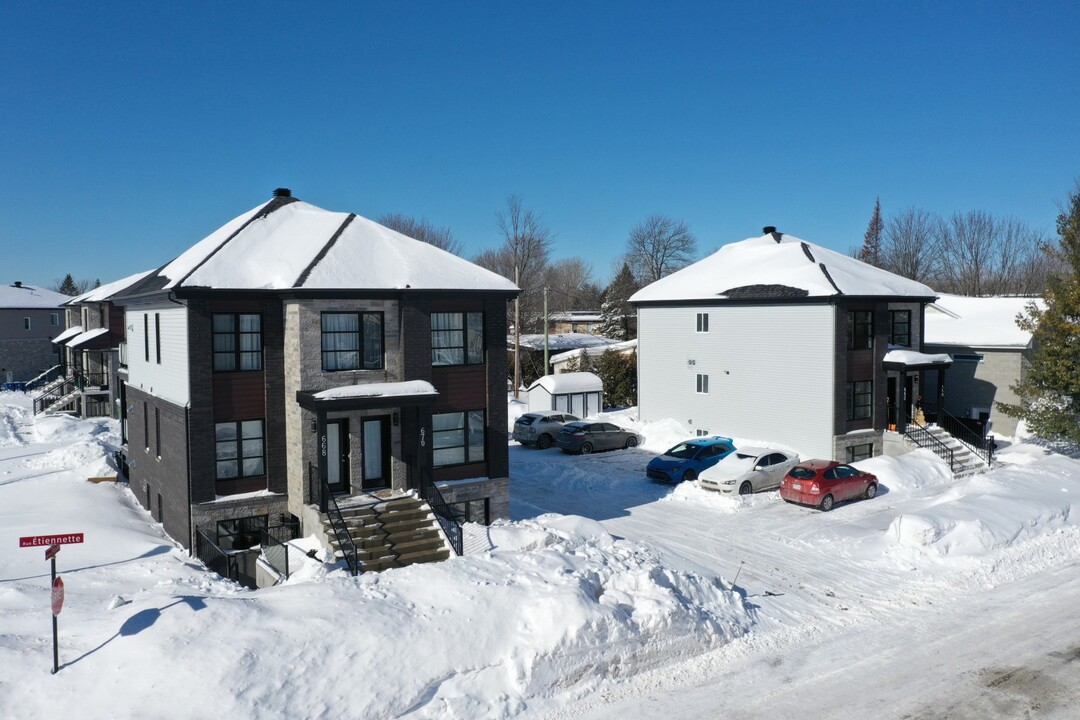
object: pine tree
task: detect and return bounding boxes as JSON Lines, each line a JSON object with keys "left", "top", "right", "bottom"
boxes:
{"left": 997, "top": 181, "right": 1080, "bottom": 443}
{"left": 593, "top": 349, "right": 637, "bottom": 408}
{"left": 858, "top": 198, "right": 884, "bottom": 266}
{"left": 56, "top": 273, "right": 79, "bottom": 296}
{"left": 597, "top": 262, "right": 639, "bottom": 340}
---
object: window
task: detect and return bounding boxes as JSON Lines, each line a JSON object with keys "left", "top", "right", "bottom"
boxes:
{"left": 696, "top": 373, "right": 709, "bottom": 394}
{"left": 155, "top": 407, "right": 161, "bottom": 458}
{"left": 431, "top": 312, "right": 484, "bottom": 366}
{"left": 433, "top": 411, "right": 485, "bottom": 467}
{"left": 953, "top": 353, "right": 985, "bottom": 363}
{"left": 847, "top": 443, "right": 874, "bottom": 463}
{"left": 847, "top": 311, "right": 873, "bottom": 350}
{"left": 216, "top": 515, "right": 268, "bottom": 551}
{"left": 143, "top": 401, "right": 149, "bottom": 452}
{"left": 50, "top": 312, "right": 59, "bottom": 326}
{"left": 321, "top": 312, "right": 384, "bottom": 371}
{"left": 890, "top": 310, "right": 911, "bottom": 347}
{"left": 23, "top": 317, "right": 30, "bottom": 331}
{"left": 144, "top": 314, "right": 149, "bottom": 362}
{"left": 155, "top": 313, "right": 161, "bottom": 364}
{"left": 695, "top": 429, "right": 710, "bottom": 437}
{"left": 696, "top": 313, "right": 709, "bottom": 333}
{"left": 213, "top": 314, "right": 263, "bottom": 372}
{"left": 215, "top": 420, "right": 266, "bottom": 479}
{"left": 846, "top": 380, "right": 873, "bottom": 420}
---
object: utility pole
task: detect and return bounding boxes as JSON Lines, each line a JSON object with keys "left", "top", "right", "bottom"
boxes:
{"left": 513, "top": 266, "right": 521, "bottom": 398}
{"left": 543, "top": 286, "right": 549, "bottom": 376}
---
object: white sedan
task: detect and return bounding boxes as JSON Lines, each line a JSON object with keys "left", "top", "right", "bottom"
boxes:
{"left": 698, "top": 447, "right": 800, "bottom": 495}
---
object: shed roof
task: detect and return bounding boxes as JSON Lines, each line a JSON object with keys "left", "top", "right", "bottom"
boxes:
{"left": 528, "top": 372, "right": 603, "bottom": 394}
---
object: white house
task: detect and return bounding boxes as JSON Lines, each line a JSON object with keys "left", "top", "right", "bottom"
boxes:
{"left": 630, "top": 227, "right": 944, "bottom": 462}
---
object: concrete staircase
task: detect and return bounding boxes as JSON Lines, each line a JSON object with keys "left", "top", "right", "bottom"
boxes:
{"left": 905, "top": 425, "right": 990, "bottom": 478}
{"left": 321, "top": 494, "right": 452, "bottom": 573}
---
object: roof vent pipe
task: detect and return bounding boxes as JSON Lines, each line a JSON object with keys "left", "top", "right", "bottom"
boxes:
{"left": 763, "top": 226, "right": 782, "bottom": 243}
{"left": 273, "top": 188, "right": 292, "bottom": 198}
{"left": 13, "top": 281, "right": 22, "bottom": 288}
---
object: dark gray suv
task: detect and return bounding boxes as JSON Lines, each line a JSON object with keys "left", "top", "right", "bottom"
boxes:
{"left": 512, "top": 412, "right": 580, "bottom": 449}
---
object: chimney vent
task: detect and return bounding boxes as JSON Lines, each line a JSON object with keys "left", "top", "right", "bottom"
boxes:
{"left": 273, "top": 188, "right": 292, "bottom": 198}
{"left": 14, "top": 281, "right": 22, "bottom": 288}
{"left": 762, "top": 226, "right": 776, "bottom": 234}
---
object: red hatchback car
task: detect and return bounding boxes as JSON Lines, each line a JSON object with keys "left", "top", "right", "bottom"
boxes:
{"left": 779, "top": 460, "right": 878, "bottom": 511}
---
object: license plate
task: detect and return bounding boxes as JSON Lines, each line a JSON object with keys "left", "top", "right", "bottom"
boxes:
{"left": 791, "top": 483, "right": 802, "bottom": 490}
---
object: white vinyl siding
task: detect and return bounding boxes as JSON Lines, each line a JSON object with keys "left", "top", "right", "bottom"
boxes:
{"left": 637, "top": 304, "right": 837, "bottom": 459}
{"left": 125, "top": 305, "right": 190, "bottom": 406}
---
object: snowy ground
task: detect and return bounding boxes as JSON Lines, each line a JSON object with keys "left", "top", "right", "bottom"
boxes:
{"left": 2, "top": 391, "right": 1079, "bottom": 719}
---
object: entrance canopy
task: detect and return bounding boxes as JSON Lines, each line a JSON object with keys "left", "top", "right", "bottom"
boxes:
{"left": 296, "top": 380, "right": 438, "bottom": 412}
{"left": 882, "top": 349, "right": 953, "bottom": 371}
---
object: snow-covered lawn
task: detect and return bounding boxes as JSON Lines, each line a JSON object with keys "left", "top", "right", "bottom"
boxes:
{"left": 2, "top": 391, "right": 1079, "bottom": 719}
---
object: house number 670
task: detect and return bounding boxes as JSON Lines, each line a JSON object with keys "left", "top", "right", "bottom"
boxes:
{"left": 420, "top": 428, "right": 426, "bottom": 448}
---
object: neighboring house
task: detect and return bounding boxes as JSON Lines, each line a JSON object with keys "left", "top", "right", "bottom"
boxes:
{"left": 35, "top": 271, "right": 154, "bottom": 418}
{"left": 509, "top": 332, "right": 622, "bottom": 383}
{"left": 112, "top": 189, "right": 518, "bottom": 576}
{"left": 548, "top": 310, "right": 602, "bottom": 335}
{"left": 527, "top": 372, "right": 604, "bottom": 417}
{"left": 0, "top": 282, "right": 67, "bottom": 386}
{"left": 923, "top": 294, "right": 1042, "bottom": 436}
{"left": 630, "top": 227, "right": 948, "bottom": 462}
{"left": 550, "top": 338, "right": 637, "bottom": 374}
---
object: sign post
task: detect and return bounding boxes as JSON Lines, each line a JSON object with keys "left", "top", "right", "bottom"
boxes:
{"left": 19, "top": 533, "right": 83, "bottom": 674}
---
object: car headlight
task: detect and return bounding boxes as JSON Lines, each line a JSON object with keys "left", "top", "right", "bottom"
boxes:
{"left": 720, "top": 479, "right": 735, "bottom": 485}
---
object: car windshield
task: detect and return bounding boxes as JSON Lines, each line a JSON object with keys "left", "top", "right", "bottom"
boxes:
{"left": 789, "top": 467, "right": 816, "bottom": 480}
{"left": 665, "top": 443, "right": 701, "bottom": 459}
{"left": 734, "top": 453, "right": 755, "bottom": 460}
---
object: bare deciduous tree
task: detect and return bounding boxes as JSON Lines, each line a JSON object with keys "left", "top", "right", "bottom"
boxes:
{"left": 933, "top": 211, "right": 1050, "bottom": 295}
{"left": 880, "top": 208, "right": 939, "bottom": 283}
{"left": 544, "top": 258, "right": 601, "bottom": 313}
{"left": 625, "top": 214, "right": 697, "bottom": 283}
{"left": 378, "top": 213, "right": 464, "bottom": 256}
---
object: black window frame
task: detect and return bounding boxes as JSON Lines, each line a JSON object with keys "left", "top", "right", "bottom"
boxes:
{"left": 143, "top": 401, "right": 149, "bottom": 452}
{"left": 154, "top": 406, "right": 161, "bottom": 458}
{"left": 50, "top": 312, "right": 59, "bottom": 327}
{"left": 212, "top": 313, "right": 263, "bottom": 373}
{"left": 155, "top": 313, "right": 161, "bottom": 364}
{"left": 847, "top": 310, "right": 873, "bottom": 350}
{"left": 847, "top": 443, "right": 874, "bottom": 463}
{"left": 143, "top": 314, "right": 150, "bottom": 362}
{"left": 431, "top": 312, "right": 485, "bottom": 366}
{"left": 214, "top": 419, "right": 267, "bottom": 480}
{"left": 23, "top": 317, "right": 30, "bottom": 330}
{"left": 432, "top": 410, "right": 486, "bottom": 467}
{"left": 889, "top": 310, "right": 911, "bottom": 347}
{"left": 846, "top": 380, "right": 873, "bottom": 420}
{"left": 696, "top": 312, "right": 709, "bottom": 333}
{"left": 320, "top": 311, "right": 385, "bottom": 371}
{"left": 216, "top": 515, "right": 268, "bottom": 552}
{"left": 696, "top": 373, "right": 709, "bottom": 394}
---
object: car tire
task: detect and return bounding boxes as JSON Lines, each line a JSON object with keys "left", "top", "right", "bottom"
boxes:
{"left": 536, "top": 434, "right": 552, "bottom": 450}
{"left": 682, "top": 469, "right": 697, "bottom": 482}
{"left": 624, "top": 436, "right": 638, "bottom": 449}
{"left": 865, "top": 482, "right": 878, "bottom": 499}
{"left": 820, "top": 494, "right": 835, "bottom": 512}
{"left": 580, "top": 443, "right": 593, "bottom": 455}
{"left": 739, "top": 481, "right": 753, "bottom": 495}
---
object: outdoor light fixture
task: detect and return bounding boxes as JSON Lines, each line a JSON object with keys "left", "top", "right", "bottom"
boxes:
{"left": 310, "top": 419, "right": 317, "bottom": 434}
{"left": 392, "top": 412, "right": 399, "bottom": 427}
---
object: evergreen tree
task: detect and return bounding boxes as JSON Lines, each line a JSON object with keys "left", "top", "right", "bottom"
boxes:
{"left": 593, "top": 349, "right": 637, "bottom": 408}
{"left": 597, "top": 262, "right": 639, "bottom": 340}
{"left": 997, "top": 181, "right": 1080, "bottom": 443}
{"left": 858, "top": 198, "right": 884, "bottom": 266}
{"left": 93, "top": 278, "right": 101, "bottom": 289}
{"left": 56, "top": 273, "right": 79, "bottom": 296}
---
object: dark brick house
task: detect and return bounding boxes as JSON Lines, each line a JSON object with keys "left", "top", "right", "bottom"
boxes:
{"left": 114, "top": 190, "right": 518, "bottom": 566}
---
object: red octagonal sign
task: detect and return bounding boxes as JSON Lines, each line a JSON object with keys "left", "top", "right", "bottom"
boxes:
{"left": 51, "top": 577, "right": 64, "bottom": 616}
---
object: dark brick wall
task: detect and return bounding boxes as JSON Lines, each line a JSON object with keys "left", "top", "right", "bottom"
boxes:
{"left": 485, "top": 297, "right": 510, "bottom": 480}
{"left": 262, "top": 296, "right": 287, "bottom": 494}
{"left": 127, "top": 385, "right": 191, "bottom": 548}
{"left": 186, "top": 299, "right": 216, "bottom": 504}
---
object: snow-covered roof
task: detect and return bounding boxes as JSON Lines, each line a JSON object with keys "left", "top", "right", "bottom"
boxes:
{"left": 51, "top": 325, "right": 84, "bottom": 344}
{"left": 0, "top": 283, "right": 69, "bottom": 309}
{"left": 883, "top": 349, "right": 953, "bottom": 367}
{"left": 511, "top": 333, "right": 620, "bottom": 352}
{"left": 69, "top": 270, "right": 156, "bottom": 304}
{"left": 66, "top": 327, "right": 110, "bottom": 348}
{"left": 550, "top": 311, "right": 602, "bottom": 322}
{"left": 528, "top": 372, "right": 603, "bottom": 394}
{"left": 924, "top": 294, "right": 1043, "bottom": 349}
{"left": 551, "top": 338, "right": 637, "bottom": 364}
{"left": 313, "top": 380, "right": 438, "bottom": 401}
{"left": 630, "top": 231, "right": 936, "bottom": 303}
{"left": 121, "top": 193, "right": 519, "bottom": 295}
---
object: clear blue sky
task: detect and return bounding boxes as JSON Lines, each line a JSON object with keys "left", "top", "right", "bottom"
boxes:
{"left": 3, "top": 1, "right": 1078, "bottom": 289}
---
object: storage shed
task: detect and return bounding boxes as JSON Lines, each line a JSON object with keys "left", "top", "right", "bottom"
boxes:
{"left": 527, "top": 372, "right": 604, "bottom": 418}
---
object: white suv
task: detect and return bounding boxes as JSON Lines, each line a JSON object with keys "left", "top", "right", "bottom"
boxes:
{"left": 512, "top": 412, "right": 580, "bottom": 449}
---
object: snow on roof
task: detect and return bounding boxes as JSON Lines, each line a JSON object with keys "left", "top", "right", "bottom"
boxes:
{"left": 883, "top": 349, "right": 953, "bottom": 366}
{"left": 0, "top": 283, "right": 69, "bottom": 309}
{"left": 51, "top": 325, "right": 84, "bottom": 344}
{"left": 142, "top": 195, "right": 518, "bottom": 293}
{"left": 69, "top": 270, "right": 156, "bottom": 303}
{"left": 549, "top": 310, "right": 602, "bottom": 322}
{"left": 528, "top": 372, "right": 603, "bottom": 394}
{"left": 630, "top": 231, "right": 936, "bottom": 303}
{"left": 924, "top": 294, "right": 1043, "bottom": 348}
{"left": 66, "top": 327, "right": 110, "bottom": 348}
{"left": 512, "top": 333, "right": 620, "bottom": 352}
{"left": 551, "top": 338, "right": 638, "bottom": 364}
{"left": 313, "top": 380, "right": 437, "bottom": 401}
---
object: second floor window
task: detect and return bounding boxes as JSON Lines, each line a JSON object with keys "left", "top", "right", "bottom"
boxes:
{"left": 321, "top": 312, "right": 384, "bottom": 371}
{"left": 432, "top": 312, "right": 484, "bottom": 366}
{"left": 215, "top": 419, "right": 266, "bottom": 479}
{"left": 50, "top": 312, "right": 59, "bottom": 326}
{"left": 696, "top": 313, "right": 709, "bottom": 332}
{"left": 890, "top": 310, "right": 911, "bottom": 347}
{"left": 213, "top": 314, "right": 262, "bottom": 372}
{"left": 847, "top": 311, "right": 873, "bottom": 350}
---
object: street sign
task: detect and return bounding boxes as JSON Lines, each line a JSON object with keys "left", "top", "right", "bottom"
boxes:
{"left": 51, "top": 577, "right": 65, "bottom": 616}
{"left": 45, "top": 544, "right": 60, "bottom": 560}
{"left": 19, "top": 533, "right": 84, "bottom": 548}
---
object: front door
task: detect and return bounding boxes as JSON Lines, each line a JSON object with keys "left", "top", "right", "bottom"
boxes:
{"left": 361, "top": 416, "right": 392, "bottom": 490}
{"left": 326, "top": 420, "right": 350, "bottom": 494}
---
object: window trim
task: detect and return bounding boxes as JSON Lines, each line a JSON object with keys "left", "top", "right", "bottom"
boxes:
{"left": 154, "top": 313, "right": 161, "bottom": 364}
{"left": 847, "top": 380, "right": 873, "bottom": 420}
{"left": 23, "top": 317, "right": 30, "bottom": 331}
{"left": 431, "top": 312, "right": 485, "bottom": 367}
{"left": 696, "top": 312, "right": 709, "bottom": 333}
{"left": 143, "top": 314, "right": 149, "bottom": 362}
{"left": 50, "top": 312, "right": 59, "bottom": 327}
{"left": 320, "top": 311, "right": 385, "bottom": 372}
{"left": 154, "top": 406, "right": 161, "bottom": 459}
{"left": 212, "top": 313, "right": 263, "bottom": 373}
{"left": 432, "top": 410, "right": 486, "bottom": 468}
{"left": 847, "top": 310, "right": 873, "bottom": 350}
{"left": 696, "top": 373, "right": 709, "bottom": 394}
{"left": 214, "top": 419, "right": 267, "bottom": 480}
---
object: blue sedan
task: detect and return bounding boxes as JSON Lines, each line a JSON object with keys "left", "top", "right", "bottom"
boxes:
{"left": 646, "top": 436, "right": 736, "bottom": 482}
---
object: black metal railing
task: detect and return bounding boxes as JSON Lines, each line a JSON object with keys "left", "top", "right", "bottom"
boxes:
{"left": 936, "top": 408, "right": 994, "bottom": 465}
{"left": 904, "top": 420, "right": 956, "bottom": 471}
{"left": 24, "top": 365, "right": 61, "bottom": 391}
{"left": 318, "top": 471, "right": 359, "bottom": 576}
{"left": 32, "top": 379, "right": 77, "bottom": 414}
{"left": 195, "top": 529, "right": 239, "bottom": 581}
{"left": 260, "top": 519, "right": 302, "bottom": 581}
{"left": 419, "top": 468, "right": 463, "bottom": 557}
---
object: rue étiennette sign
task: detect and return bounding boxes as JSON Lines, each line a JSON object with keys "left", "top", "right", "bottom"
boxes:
{"left": 19, "top": 532, "right": 84, "bottom": 674}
